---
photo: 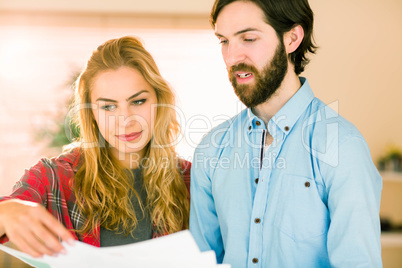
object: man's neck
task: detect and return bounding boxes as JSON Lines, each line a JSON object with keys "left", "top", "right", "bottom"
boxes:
{"left": 252, "top": 70, "right": 301, "bottom": 126}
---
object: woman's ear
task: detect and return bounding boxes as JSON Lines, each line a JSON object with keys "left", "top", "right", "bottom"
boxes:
{"left": 284, "top": 24, "right": 304, "bottom": 54}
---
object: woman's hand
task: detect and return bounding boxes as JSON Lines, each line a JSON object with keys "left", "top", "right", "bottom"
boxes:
{"left": 0, "top": 199, "right": 75, "bottom": 257}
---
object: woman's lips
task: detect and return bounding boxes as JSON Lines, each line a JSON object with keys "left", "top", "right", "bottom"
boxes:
{"left": 116, "top": 131, "right": 142, "bottom": 142}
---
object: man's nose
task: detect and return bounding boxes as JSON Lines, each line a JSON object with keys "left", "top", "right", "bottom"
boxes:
{"left": 225, "top": 43, "right": 246, "bottom": 67}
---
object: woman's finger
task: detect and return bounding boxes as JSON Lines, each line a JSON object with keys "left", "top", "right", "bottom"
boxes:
{"left": 41, "top": 212, "right": 75, "bottom": 245}
{"left": 31, "top": 220, "right": 67, "bottom": 254}
{"left": 7, "top": 229, "right": 47, "bottom": 258}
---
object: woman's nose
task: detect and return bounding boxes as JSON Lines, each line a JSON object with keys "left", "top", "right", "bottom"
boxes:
{"left": 118, "top": 107, "right": 137, "bottom": 128}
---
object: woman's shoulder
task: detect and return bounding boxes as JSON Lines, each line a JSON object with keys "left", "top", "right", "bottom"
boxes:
{"left": 178, "top": 158, "right": 191, "bottom": 190}
{"left": 32, "top": 146, "right": 83, "bottom": 177}
{"left": 10, "top": 146, "right": 82, "bottom": 197}
{"left": 54, "top": 146, "right": 83, "bottom": 171}
{"left": 178, "top": 158, "right": 191, "bottom": 173}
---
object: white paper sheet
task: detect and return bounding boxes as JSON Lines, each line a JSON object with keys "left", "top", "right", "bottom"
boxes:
{"left": 0, "top": 230, "right": 230, "bottom": 268}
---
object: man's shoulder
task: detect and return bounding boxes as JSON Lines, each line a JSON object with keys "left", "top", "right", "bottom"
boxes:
{"left": 195, "top": 109, "right": 247, "bottom": 152}
{"left": 308, "top": 97, "right": 363, "bottom": 140}
{"left": 303, "top": 97, "right": 369, "bottom": 166}
{"left": 207, "top": 110, "right": 246, "bottom": 133}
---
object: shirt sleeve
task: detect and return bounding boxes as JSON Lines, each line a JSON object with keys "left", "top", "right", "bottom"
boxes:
{"left": 189, "top": 148, "right": 225, "bottom": 263}
{"left": 0, "top": 161, "right": 48, "bottom": 243}
{"left": 321, "top": 136, "right": 382, "bottom": 267}
{"left": 0, "top": 161, "right": 47, "bottom": 204}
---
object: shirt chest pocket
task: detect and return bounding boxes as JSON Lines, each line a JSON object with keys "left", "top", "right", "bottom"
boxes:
{"left": 273, "top": 174, "right": 329, "bottom": 242}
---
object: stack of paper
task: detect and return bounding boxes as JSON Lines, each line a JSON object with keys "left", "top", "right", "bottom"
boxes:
{"left": 0, "top": 230, "right": 230, "bottom": 268}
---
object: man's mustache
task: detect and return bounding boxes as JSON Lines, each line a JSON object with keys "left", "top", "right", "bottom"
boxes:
{"left": 229, "top": 63, "right": 258, "bottom": 73}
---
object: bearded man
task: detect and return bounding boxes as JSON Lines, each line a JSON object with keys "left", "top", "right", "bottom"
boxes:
{"left": 189, "top": 1, "right": 382, "bottom": 267}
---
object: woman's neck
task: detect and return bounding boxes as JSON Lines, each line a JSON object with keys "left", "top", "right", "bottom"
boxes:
{"left": 111, "top": 149, "right": 145, "bottom": 169}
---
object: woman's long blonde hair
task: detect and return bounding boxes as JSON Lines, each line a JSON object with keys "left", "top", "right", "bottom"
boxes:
{"left": 71, "top": 36, "right": 189, "bottom": 236}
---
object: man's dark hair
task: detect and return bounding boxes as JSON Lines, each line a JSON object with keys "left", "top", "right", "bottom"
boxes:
{"left": 210, "top": 0, "right": 317, "bottom": 75}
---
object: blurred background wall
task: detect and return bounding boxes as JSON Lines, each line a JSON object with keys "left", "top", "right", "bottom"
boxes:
{"left": 0, "top": 0, "right": 402, "bottom": 266}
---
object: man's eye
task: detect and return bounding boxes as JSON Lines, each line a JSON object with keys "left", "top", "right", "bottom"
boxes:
{"left": 219, "top": 39, "right": 228, "bottom": 45}
{"left": 244, "top": 38, "right": 256, "bottom": 42}
{"left": 100, "top": 104, "right": 116, "bottom": 111}
{"left": 132, "top": 99, "right": 146, "bottom": 105}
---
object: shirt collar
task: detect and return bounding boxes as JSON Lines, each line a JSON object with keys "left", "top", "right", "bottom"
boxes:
{"left": 246, "top": 77, "right": 314, "bottom": 134}
{"left": 246, "top": 107, "right": 265, "bottom": 132}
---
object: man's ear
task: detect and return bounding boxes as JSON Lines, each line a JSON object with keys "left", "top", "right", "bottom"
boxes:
{"left": 284, "top": 25, "right": 304, "bottom": 54}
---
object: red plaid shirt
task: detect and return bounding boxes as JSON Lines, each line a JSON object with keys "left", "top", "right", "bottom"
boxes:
{"left": 0, "top": 148, "right": 191, "bottom": 246}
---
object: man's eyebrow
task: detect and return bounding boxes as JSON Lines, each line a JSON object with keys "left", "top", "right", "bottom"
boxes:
{"left": 96, "top": 90, "right": 148, "bottom": 102}
{"left": 215, "top": 28, "right": 260, "bottom": 38}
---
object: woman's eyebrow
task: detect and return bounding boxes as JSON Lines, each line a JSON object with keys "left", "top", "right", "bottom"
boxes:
{"left": 126, "top": 90, "right": 148, "bottom": 102}
{"left": 95, "top": 90, "right": 149, "bottom": 102}
{"left": 96, "top": 97, "right": 117, "bottom": 102}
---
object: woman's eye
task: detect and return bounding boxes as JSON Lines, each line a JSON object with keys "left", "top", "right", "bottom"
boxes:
{"left": 100, "top": 104, "right": 116, "bottom": 111}
{"left": 132, "top": 99, "right": 146, "bottom": 105}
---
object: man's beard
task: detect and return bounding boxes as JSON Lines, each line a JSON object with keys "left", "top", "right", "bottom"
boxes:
{"left": 229, "top": 41, "right": 288, "bottom": 108}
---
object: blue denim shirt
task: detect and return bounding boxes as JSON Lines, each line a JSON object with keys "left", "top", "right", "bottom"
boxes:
{"left": 190, "top": 78, "right": 382, "bottom": 268}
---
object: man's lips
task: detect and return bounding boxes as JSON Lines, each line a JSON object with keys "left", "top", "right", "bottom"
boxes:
{"left": 116, "top": 131, "right": 142, "bottom": 142}
{"left": 234, "top": 71, "right": 254, "bottom": 83}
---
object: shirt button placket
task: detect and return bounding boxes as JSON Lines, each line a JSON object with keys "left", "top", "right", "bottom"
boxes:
{"left": 249, "top": 128, "right": 267, "bottom": 268}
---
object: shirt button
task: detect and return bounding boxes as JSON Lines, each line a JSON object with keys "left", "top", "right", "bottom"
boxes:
{"left": 252, "top": 258, "right": 259, "bottom": 264}
{"left": 255, "top": 178, "right": 259, "bottom": 184}
{"left": 256, "top": 121, "right": 261, "bottom": 126}
{"left": 305, "top": 181, "right": 310, "bottom": 187}
{"left": 254, "top": 218, "right": 261, "bottom": 224}
{"left": 284, "top": 126, "right": 290, "bottom": 131}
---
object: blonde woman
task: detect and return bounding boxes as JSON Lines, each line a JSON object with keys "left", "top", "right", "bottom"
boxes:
{"left": 0, "top": 36, "right": 190, "bottom": 257}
